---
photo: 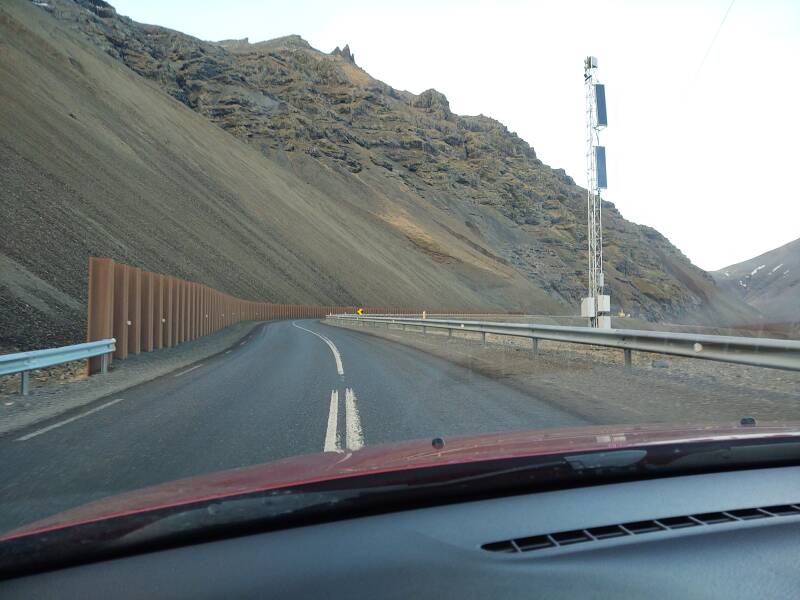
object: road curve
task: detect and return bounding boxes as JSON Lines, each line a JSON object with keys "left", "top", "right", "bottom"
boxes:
{"left": 0, "top": 320, "right": 585, "bottom": 533}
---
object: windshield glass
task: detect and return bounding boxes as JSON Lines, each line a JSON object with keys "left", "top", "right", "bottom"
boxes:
{"left": 1, "top": 0, "right": 798, "bottom": 539}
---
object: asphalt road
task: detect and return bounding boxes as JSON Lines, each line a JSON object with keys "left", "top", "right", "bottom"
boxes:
{"left": 0, "top": 320, "right": 585, "bottom": 533}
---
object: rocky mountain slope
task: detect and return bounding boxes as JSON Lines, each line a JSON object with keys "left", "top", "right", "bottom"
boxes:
{"left": 0, "top": 0, "right": 755, "bottom": 349}
{"left": 713, "top": 238, "right": 799, "bottom": 323}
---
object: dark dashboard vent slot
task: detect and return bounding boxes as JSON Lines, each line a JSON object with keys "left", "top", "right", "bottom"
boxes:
{"left": 482, "top": 502, "right": 800, "bottom": 554}
{"left": 622, "top": 520, "right": 664, "bottom": 534}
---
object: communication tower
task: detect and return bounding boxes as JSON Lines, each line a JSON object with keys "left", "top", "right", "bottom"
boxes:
{"left": 581, "top": 56, "right": 611, "bottom": 328}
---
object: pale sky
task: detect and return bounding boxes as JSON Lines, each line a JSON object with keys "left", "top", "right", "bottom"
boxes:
{"left": 113, "top": 0, "right": 799, "bottom": 271}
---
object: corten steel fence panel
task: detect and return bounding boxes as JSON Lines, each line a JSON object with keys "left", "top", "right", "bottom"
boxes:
{"left": 168, "top": 276, "right": 177, "bottom": 348}
{"left": 171, "top": 278, "right": 179, "bottom": 345}
{"left": 174, "top": 278, "right": 182, "bottom": 346}
{"left": 86, "top": 257, "right": 115, "bottom": 374}
{"left": 142, "top": 271, "right": 154, "bottom": 353}
{"left": 214, "top": 291, "right": 219, "bottom": 332}
{"left": 113, "top": 263, "right": 129, "bottom": 360}
{"left": 194, "top": 284, "right": 199, "bottom": 339}
{"left": 187, "top": 282, "right": 193, "bottom": 341}
{"left": 209, "top": 289, "right": 214, "bottom": 334}
{"left": 153, "top": 273, "right": 166, "bottom": 350}
{"left": 205, "top": 287, "right": 210, "bottom": 335}
{"left": 154, "top": 274, "right": 164, "bottom": 350}
{"left": 84, "top": 258, "right": 463, "bottom": 375}
{"left": 128, "top": 267, "right": 142, "bottom": 356}
{"left": 196, "top": 285, "right": 201, "bottom": 337}
{"left": 187, "top": 283, "right": 194, "bottom": 342}
{"left": 183, "top": 280, "right": 190, "bottom": 343}
{"left": 189, "top": 282, "right": 200, "bottom": 340}
{"left": 201, "top": 286, "right": 206, "bottom": 336}
{"left": 185, "top": 283, "right": 191, "bottom": 342}
{"left": 186, "top": 281, "right": 192, "bottom": 341}
{"left": 189, "top": 283, "right": 200, "bottom": 340}
{"left": 192, "top": 283, "right": 198, "bottom": 341}
{"left": 180, "top": 280, "right": 188, "bottom": 345}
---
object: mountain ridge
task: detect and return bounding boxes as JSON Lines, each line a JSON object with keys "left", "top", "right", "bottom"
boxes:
{"left": 713, "top": 237, "right": 799, "bottom": 323}
{"left": 0, "top": 0, "right": 758, "bottom": 349}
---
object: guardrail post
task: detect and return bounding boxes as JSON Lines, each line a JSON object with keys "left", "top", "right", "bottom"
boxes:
{"left": 100, "top": 353, "right": 109, "bottom": 374}
{"left": 624, "top": 348, "right": 632, "bottom": 370}
{"left": 532, "top": 338, "right": 539, "bottom": 358}
{"left": 20, "top": 371, "right": 30, "bottom": 396}
{"left": 482, "top": 332, "right": 487, "bottom": 346}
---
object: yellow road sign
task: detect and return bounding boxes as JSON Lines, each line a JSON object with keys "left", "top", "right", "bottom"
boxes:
{"left": 357, "top": 308, "right": 364, "bottom": 315}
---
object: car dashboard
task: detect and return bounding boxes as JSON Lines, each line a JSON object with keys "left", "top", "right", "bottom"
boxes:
{"left": 4, "top": 465, "right": 800, "bottom": 598}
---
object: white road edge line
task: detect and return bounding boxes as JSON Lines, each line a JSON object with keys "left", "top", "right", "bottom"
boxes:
{"left": 292, "top": 321, "right": 344, "bottom": 376}
{"left": 345, "top": 387, "right": 364, "bottom": 450}
{"left": 16, "top": 398, "right": 125, "bottom": 442}
{"left": 174, "top": 364, "right": 203, "bottom": 378}
{"left": 324, "top": 390, "right": 342, "bottom": 453}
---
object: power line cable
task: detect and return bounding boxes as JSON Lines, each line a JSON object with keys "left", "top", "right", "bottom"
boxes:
{"left": 693, "top": 0, "right": 736, "bottom": 83}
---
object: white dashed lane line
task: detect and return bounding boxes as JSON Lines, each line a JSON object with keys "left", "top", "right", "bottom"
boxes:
{"left": 16, "top": 398, "right": 125, "bottom": 442}
{"left": 344, "top": 388, "right": 364, "bottom": 450}
{"left": 173, "top": 364, "right": 203, "bottom": 378}
{"left": 324, "top": 390, "right": 341, "bottom": 453}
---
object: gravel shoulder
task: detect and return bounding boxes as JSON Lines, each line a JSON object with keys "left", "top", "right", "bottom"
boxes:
{"left": 325, "top": 320, "right": 800, "bottom": 425}
{"left": 0, "top": 321, "right": 262, "bottom": 436}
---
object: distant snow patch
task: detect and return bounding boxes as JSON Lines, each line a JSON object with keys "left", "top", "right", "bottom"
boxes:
{"left": 770, "top": 263, "right": 784, "bottom": 274}
{"left": 723, "top": 271, "right": 730, "bottom": 277}
{"left": 750, "top": 264, "right": 766, "bottom": 276}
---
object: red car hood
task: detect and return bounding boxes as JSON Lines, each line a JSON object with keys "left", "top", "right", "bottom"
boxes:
{"left": 3, "top": 421, "right": 798, "bottom": 541}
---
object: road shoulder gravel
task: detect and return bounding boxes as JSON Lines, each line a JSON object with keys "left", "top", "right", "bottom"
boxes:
{"left": 323, "top": 320, "right": 800, "bottom": 425}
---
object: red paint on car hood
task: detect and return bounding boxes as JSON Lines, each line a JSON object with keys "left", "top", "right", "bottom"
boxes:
{"left": 2, "top": 422, "right": 798, "bottom": 541}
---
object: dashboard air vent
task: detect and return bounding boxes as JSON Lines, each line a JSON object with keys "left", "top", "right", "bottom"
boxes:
{"left": 482, "top": 502, "right": 800, "bottom": 554}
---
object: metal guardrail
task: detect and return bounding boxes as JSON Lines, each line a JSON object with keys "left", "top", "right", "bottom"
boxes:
{"left": 0, "top": 339, "right": 116, "bottom": 395}
{"left": 327, "top": 315, "right": 800, "bottom": 372}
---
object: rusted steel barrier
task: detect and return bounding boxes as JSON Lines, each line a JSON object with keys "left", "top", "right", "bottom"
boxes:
{"left": 85, "top": 257, "right": 507, "bottom": 375}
